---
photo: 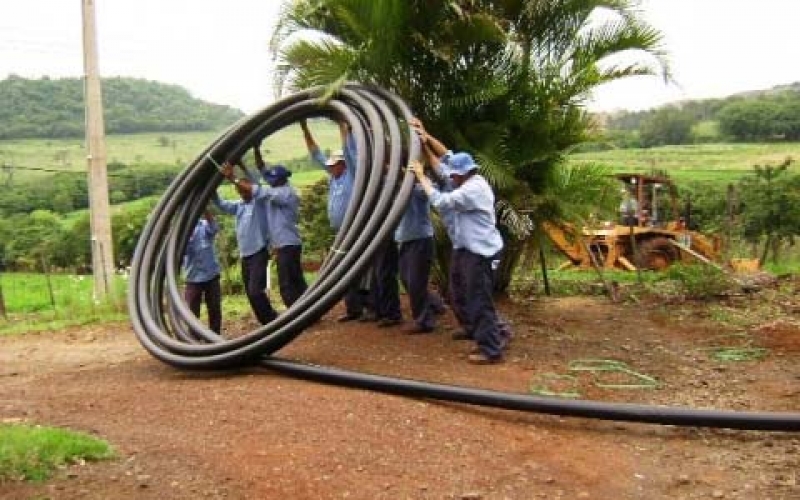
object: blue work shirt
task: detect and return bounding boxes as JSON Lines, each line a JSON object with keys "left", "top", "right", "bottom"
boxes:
{"left": 260, "top": 183, "right": 302, "bottom": 248}
{"left": 433, "top": 158, "right": 457, "bottom": 238}
{"left": 395, "top": 184, "right": 434, "bottom": 243}
{"left": 310, "top": 133, "right": 357, "bottom": 230}
{"left": 212, "top": 186, "right": 270, "bottom": 257}
{"left": 183, "top": 219, "right": 221, "bottom": 283}
{"left": 428, "top": 174, "right": 504, "bottom": 258}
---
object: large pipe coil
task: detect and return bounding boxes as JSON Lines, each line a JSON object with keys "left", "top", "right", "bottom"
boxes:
{"left": 129, "top": 84, "right": 800, "bottom": 432}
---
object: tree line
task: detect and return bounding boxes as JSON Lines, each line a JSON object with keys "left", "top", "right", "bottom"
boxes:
{"left": 2, "top": 162, "right": 797, "bottom": 279}
{"left": 0, "top": 177, "right": 332, "bottom": 277}
{"left": 600, "top": 83, "right": 800, "bottom": 148}
{"left": 0, "top": 163, "right": 177, "bottom": 216}
{"left": 0, "top": 76, "right": 244, "bottom": 140}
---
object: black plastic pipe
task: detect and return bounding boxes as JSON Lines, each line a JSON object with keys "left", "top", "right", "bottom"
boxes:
{"left": 129, "top": 83, "right": 800, "bottom": 432}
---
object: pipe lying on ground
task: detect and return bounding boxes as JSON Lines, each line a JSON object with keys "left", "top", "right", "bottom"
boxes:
{"left": 129, "top": 83, "right": 800, "bottom": 432}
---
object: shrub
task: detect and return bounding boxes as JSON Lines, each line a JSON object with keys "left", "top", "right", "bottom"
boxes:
{"left": 663, "top": 263, "right": 734, "bottom": 299}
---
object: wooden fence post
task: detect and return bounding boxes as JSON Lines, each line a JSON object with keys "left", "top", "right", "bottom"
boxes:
{"left": 0, "top": 274, "right": 7, "bottom": 319}
{"left": 41, "top": 256, "right": 56, "bottom": 311}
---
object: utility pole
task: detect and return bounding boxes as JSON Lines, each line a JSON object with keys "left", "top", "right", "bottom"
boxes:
{"left": 82, "top": 0, "right": 114, "bottom": 300}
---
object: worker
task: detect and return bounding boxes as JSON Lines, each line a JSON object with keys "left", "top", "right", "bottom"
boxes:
{"left": 183, "top": 210, "right": 222, "bottom": 334}
{"left": 212, "top": 162, "right": 278, "bottom": 325}
{"left": 394, "top": 157, "right": 446, "bottom": 334}
{"left": 301, "top": 119, "right": 370, "bottom": 322}
{"left": 408, "top": 120, "right": 510, "bottom": 364}
{"left": 252, "top": 144, "right": 308, "bottom": 308}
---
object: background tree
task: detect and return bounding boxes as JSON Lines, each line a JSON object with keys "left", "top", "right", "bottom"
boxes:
{"left": 272, "top": 0, "right": 668, "bottom": 292}
{"left": 639, "top": 107, "right": 693, "bottom": 147}
{"left": 737, "top": 159, "right": 800, "bottom": 265}
{"left": 717, "top": 99, "right": 781, "bottom": 141}
{"left": 3, "top": 210, "right": 65, "bottom": 271}
{"left": 111, "top": 199, "right": 159, "bottom": 269}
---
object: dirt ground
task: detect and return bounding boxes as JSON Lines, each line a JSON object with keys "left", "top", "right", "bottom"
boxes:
{"left": 2, "top": 282, "right": 800, "bottom": 500}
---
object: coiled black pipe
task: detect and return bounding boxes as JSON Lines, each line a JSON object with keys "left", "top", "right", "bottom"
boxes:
{"left": 129, "top": 83, "right": 800, "bottom": 432}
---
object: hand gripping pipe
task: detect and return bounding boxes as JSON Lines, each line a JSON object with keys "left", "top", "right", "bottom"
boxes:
{"left": 129, "top": 84, "right": 800, "bottom": 432}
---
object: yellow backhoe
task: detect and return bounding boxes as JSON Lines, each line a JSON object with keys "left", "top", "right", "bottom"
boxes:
{"left": 545, "top": 173, "right": 722, "bottom": 271}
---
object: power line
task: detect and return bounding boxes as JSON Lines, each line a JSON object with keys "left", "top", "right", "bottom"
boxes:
{"left": 0, "top": 164, "right": 178, "bottom": 179}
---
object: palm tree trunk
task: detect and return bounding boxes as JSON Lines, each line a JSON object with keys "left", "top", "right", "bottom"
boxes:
{"left": 494, "top": 235, "right": 525, "bottom": 296}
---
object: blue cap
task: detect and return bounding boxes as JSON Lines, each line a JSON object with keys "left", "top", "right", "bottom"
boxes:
{"left": 263, "top": 165, "right": 291, "bottom": 185}
{"left": 446, "top": 152, "right": 478, "bottom": 176}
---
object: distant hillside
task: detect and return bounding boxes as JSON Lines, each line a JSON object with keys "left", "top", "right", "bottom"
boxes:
{"left": 599, "top": 81, "right": 800, "bottom": 136}
{"left": 734, "top": 81, "right": 800, "bottom": 99}
{"left": 598, "top": 81, "right": 800, "bottom": 120}
{"left": 0, "top": 75, "right": 245, "bottom": 140}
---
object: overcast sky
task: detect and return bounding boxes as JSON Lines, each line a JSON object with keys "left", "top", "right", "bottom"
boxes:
{"left": 1, "top": 0, "right": 799, "bottom": 114}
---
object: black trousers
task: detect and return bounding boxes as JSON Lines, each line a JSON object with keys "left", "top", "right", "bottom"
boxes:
{"left": 450, "top": 249, "right": 506, "bottom": 358}
{"left": 276, "top": 245, "right": 307, "bottom": 308}
{"left": 368, "top": 236, "right": 401, "bottom": 321}
{"left": 184, "top": 275, "right": 222, "bottom": 333}
{"left": 398, "top": 237, "right": 441, "bottom": 329}
{"left": 241, "top": 248, "right": 278, "bottom": 324}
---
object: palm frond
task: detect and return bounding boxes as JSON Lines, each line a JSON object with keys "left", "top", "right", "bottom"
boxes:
{"left": 277, "top": 37, "right": 356, "bottom": 92}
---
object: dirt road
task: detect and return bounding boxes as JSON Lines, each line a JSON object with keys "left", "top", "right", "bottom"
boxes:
{"left": 2, "top": 295, "right": 799, "bottom": 499}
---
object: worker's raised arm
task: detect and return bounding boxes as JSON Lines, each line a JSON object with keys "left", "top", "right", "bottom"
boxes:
{"left": 300, "top": 120, "right": 317, "bottom": 152}
{"left": 411, "top": 118, "right": 448, "bottom": 157}
{"left": 338, "top": 120, "right": 350, "bottom": 147}
{"left": 253, "top": 140, "right": 266, "bottom": 171}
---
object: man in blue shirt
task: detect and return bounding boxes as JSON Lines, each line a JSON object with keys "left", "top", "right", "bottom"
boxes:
{"left": 183, "top": 210, "right": 222, "bottom": 333}
{"left": 212, "top": 162, "right": 278, "bottom": 325}
{"left": 410, "top": 121, "right": 511, "bottom": 364}
{"left": 301, "top": 120, "right": 357, "bottom": 231}
{"left": 253, "top": 145, "right": 308, "bottom": 308}
{"left": 395, "top": 181, "right": 446, "bottom": 334}
{"left": 301, "top": 119, "right": 368, "bottom": 322}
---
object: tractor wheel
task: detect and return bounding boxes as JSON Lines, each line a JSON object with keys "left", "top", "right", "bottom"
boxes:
{"left": 635, "top": 237, "right": 679, "bottom": 271}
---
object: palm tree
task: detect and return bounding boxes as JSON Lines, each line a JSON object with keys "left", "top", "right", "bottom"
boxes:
{"left": 270, "top": 1, "right": 505, "bottom": 104}
{"left": 271, "top": 0, "right": 668, "bottom": 292}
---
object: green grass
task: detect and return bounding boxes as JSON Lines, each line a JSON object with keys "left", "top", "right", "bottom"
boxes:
{"left": 511, "top": 265, "right": 666, "bottom": 297}
{"left": 0, "top": 272, "right": 127, "bottom": 314}
{"left": 0, "top": 266, "right": 321, "bottom": 335}
{"left": 0, "top": 273, "right": 128, "bottom": 335}
{"left": 0, "top": 119, "right": 342, "bottom": 181}
{"left": 0, "top": 314, "right": 130, "bottom": 336}
{"left": 0, "top": 424, "right": 114, "bottom": 482}
{"left": 568, "top": 142, "right": 800, "bottom": 183}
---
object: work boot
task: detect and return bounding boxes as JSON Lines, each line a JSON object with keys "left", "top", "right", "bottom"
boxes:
{"left": 377, "top": 317, "right": 402, "bottom": 328}
{"left": 467, "top": 352, "right": 503, "bottom": 365}
{"left": 337, "top": 313, "right": 362, "bottom": 323}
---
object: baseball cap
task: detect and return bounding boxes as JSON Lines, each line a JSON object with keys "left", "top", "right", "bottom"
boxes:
{"left": 325, "top": 150, "right": 345, "bottom": 167}
{"left": 446, "top": 152, "right": 478, "bottom": 176}
{"left": 263, "top": 165, "right": 291, "bottom": 185}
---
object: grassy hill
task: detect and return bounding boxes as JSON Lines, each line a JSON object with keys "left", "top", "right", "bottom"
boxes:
{"left": 0, "top": 76, "right": 244, "bottom": 140}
